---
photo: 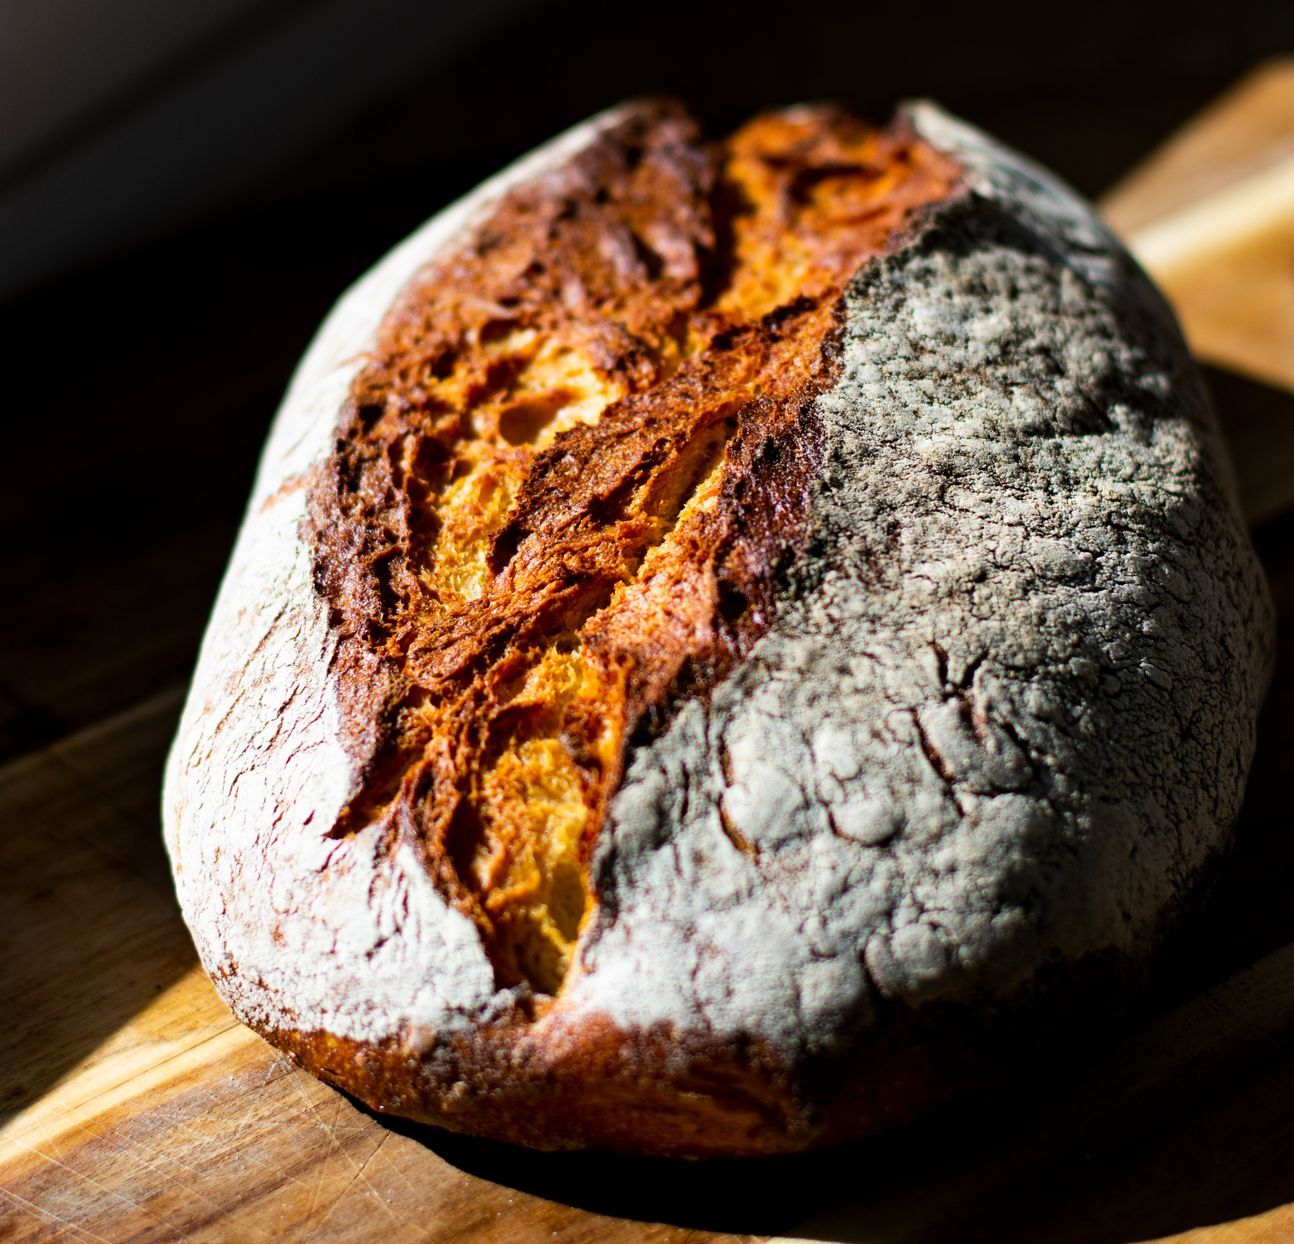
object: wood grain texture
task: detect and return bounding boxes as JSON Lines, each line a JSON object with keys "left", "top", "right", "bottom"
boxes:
{"left": 4, "top": 68, "right": 1294, "bottom": 1243}
{"left": 1101, "top": 59, "right": 1294, "bottom": 395}
{"left": 1151, "top": 1206, "right": 1294, "bottom": 1244}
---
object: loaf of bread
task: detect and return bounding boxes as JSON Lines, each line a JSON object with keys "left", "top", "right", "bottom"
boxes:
{"left": 163, "top": 99, "right": 1273, "bottom": 1156}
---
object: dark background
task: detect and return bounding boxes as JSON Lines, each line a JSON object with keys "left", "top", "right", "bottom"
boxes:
{"left": 3, "top": 0, "right": 1291, "bottom": 762}
{"left": 3, "top": 4, "right": 1294, "bottom": 1238}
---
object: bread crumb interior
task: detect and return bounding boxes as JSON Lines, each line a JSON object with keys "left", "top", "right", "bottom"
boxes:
{"left": 309, "top": 103, "right": 961, "bottom": 998}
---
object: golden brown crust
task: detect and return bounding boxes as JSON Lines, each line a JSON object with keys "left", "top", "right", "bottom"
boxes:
{"left": 166, "top": 99, "right": 1273, "bottom": 1160}
{"left": 260, "top": 951, "right": 1144, "bottom": 1157}
{"left": 306, "top": 101, "right": 960, "bottom": 1001}
{"left": 267, "top": 1009, "right": 946, "bottom": 1158}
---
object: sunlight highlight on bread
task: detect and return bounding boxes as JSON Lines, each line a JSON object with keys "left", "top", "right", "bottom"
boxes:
{"left": 308, "top": 102, "right": 961, "bottom": 995}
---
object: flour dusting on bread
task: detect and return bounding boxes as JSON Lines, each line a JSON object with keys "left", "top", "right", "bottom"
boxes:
{"left": 164, "top": 100, "right": 1271, "bottom": 1155}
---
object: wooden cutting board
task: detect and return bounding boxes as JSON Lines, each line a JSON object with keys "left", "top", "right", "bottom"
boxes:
{"left": 3, "top": 63, "right": 1294, "bottom": 1244}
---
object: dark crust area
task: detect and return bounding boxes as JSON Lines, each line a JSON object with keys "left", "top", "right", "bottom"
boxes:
{"left": 260, "top": 943, "right": 1151, "bottom": 1157}
{"left": 305, "top": 100, "right": 961, "bottom": 999}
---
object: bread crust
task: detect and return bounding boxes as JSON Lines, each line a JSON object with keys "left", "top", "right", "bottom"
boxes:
{"left": 304, "top": 101, "right": 962, "bottom": 998}
{"left": 163, "top": 100, "right": 1273, "bottom": 1155}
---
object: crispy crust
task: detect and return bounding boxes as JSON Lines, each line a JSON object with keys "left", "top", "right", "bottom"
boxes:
{"left": 306, "top": 102, "right": 960, "bottom": 997}
{"left": 165, "top": 100, "right": 1272, "bottom": 1157}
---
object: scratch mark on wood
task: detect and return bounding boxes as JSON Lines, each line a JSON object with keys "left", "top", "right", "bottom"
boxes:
{"left": 0, "top": 1185, "right": 117, "bottom": 1243}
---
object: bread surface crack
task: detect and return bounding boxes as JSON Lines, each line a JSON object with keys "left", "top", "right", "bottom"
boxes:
{"left": 307, "top": 100, "right": 961, "bottom": 999}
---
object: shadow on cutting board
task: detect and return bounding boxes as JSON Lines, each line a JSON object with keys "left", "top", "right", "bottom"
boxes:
{"left": 367, "top": 991, "right": 1294, "bottom": 1244}
{"left": 0, "top": 692, "right": 198, "bottom": 1127}
{"left": 370, "top": 960, "right": 1294, "bottom": 1243}
{"left": 363, "top": 520, "right": 1294, "bottom": 1242}
{"left": 1205, "top": 367, "right": 1294, "bottom": 526}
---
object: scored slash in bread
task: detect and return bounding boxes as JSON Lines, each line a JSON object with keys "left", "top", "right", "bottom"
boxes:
{"left": 163, "top": 99, "right": 1273, "bottom": 1156}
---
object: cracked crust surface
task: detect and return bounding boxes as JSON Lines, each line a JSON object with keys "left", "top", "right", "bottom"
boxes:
{"left": 163, "top": 100, "right": 1273, "bottom": 1156}
{"left": 305, "top": 101, "right": 960, "bottom": 999}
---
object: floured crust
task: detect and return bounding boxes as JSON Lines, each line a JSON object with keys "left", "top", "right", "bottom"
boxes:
{"left": 164, "top": 100, "right": 1273, "bottom": 1156}
{"left": 306, "top": 101, "right": 961, "bottom": 997}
